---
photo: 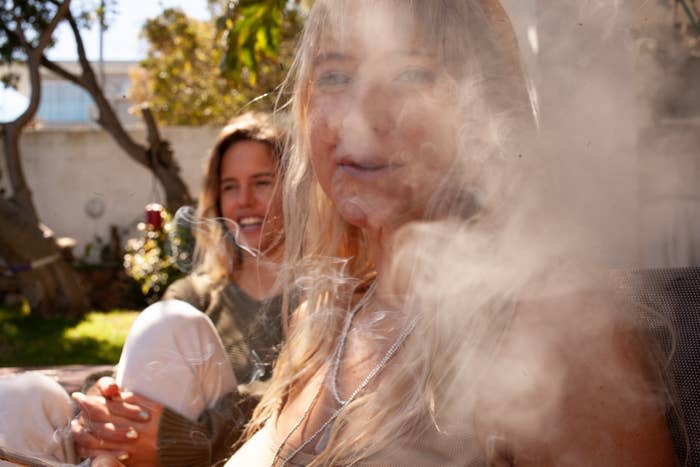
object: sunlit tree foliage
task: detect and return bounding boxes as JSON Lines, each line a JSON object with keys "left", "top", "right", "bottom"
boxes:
{"left": 131, "top": 0, "right": 307, "bottom": 125}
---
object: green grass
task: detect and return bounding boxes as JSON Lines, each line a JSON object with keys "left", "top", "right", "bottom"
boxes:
{"left": 0, "top": 305, "right": 138, "bottom": 367}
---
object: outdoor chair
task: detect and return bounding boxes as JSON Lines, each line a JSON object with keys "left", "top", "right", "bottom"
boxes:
{"left": 614, "top": 267, "right": 700, "bottom": 467}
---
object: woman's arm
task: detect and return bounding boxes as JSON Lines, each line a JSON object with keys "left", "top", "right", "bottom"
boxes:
{"left": 73, "top": 376, "right": 246, "bottom": 466}
{"left": 71, "top": 377, "right": 162, "bottom": 465}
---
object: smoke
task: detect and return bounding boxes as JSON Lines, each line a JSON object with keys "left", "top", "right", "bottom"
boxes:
{"left": 170, "top": 205, "right": 262, "bottom": 274}
{"left": 155, "top": 0, "right": 693, "bottom": 464}
{"left": 502, "top": 0, "right": 644, "bottom": 267}
{"left": 370, "top": 0, "right": 681, "bottom": 464}
{"left": 99, "top": 0, "right": 689, "bottom": 463}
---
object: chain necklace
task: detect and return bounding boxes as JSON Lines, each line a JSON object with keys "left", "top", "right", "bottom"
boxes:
{"left": 330, "top": 281, "right": 377, "bottom": 405}
{"left": 272, "top": 283, "right": 417, "bottom": 467}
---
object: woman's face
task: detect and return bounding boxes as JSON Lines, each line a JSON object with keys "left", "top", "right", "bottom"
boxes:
{"left": 218, "top": 140, "right": 283, "bottom": 253}
{"left": 306, "top": 6, "right": 460, "bottom": 233}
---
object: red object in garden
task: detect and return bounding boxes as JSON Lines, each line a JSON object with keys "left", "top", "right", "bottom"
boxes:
{"left": 145, "top": 203, "right": 164, "bottom": 231}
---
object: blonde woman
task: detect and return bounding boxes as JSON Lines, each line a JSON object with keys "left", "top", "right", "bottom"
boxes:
{"left": 0, "top": 112, "right": 287, "bottom": 467}
{"left": 222, "top": 1, "right": 678, "bottom": 466}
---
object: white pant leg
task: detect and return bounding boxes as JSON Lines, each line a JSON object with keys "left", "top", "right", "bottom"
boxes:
{"left": 115, "top": 299, "right": 237, "bottom": 421}
{"left": 0, "top": 372, "right": 77, "bottom": 465}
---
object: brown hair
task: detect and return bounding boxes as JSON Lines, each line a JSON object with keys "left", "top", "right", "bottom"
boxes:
{"left": 193, "top": 111, "right": 287, "bottom": 281}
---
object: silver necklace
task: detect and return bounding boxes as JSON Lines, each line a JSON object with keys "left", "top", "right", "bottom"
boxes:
{"left": 272, "top": 285, "right": 417, "bottom": 467}
{"left": 330, "top": 282, "right": 377, "bottom": 405}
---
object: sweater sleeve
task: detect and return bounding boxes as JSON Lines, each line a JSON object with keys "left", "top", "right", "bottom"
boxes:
{"left": 162, "top": 275, "right": 212, "bottom": 312}
{"left": 157, "top": 390, "right": 253, "bottom": 467}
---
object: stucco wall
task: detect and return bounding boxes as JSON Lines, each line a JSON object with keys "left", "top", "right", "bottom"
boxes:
{"left": 10, "top": 126, "right": 220, "bottom": 257}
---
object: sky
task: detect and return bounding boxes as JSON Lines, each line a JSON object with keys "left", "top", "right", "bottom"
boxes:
{"left": 47, "top": 0, "right": 212, "bottom": 61}
{"left": 1, "top": 0, "right": 211, "bottom": 120}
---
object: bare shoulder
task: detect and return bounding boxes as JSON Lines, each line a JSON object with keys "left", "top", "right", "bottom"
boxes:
{"left": 474, "top": 289, "right": 676, "bottom": 467}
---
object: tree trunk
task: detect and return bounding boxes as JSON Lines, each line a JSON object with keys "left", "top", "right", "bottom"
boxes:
{"left": 0, "top": 0, "right": 88, "bottom": 317}
{"left": 0, "top": 127, "right": 88, "bottom": 317}
{"left": 0, "top": 179, "right": 88, "bottom": 318}
{"left": 153, "top": 162, "right": 193, "bottom": 211}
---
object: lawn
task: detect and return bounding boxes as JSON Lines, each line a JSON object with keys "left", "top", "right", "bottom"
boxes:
{"left": 0, "top": 305, "right": 138, "bottom": 367}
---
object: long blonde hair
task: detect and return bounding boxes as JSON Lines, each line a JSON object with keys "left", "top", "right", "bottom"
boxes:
{"left": 193, "top": 112, "right": 287, "bottom": 282}
{"left": 247, "top": 0, "right": 533, "bottom": 464}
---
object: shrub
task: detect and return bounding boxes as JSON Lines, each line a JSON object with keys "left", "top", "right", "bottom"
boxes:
{"left": 123, "top": 205, "right": 194, "bottom": 301}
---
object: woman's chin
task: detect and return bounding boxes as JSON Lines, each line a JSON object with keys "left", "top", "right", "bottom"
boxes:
{"left": 338, "top": 198, "right": 417, "bottom": 234}
{"left": 339, "top": 199, "right": 372, "bottom": 229}
{"left": 241, "top": 232, "right": 284, "bottom": 257}
{"left": 331, "top": 179, "right": 427, "bottom": 232}
{"left": 237, "top": 230, "right": 262, "bottom": 252}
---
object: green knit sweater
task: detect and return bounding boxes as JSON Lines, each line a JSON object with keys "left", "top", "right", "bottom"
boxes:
{"left": 155, "top": 274, "right": 283, "bottom": 466}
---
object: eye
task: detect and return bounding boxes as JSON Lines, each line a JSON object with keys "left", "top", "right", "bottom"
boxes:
{"left": 315, "top": 70, "right": 353, "bottom": 88}
{"left": 394, "top": 68, "right": 436, "bottom": 84}
{"left": 220, "top": 182, "right": 239, "bottom": 192}
{"left": 255, "top": 179, "right": 273, "bottom": 187}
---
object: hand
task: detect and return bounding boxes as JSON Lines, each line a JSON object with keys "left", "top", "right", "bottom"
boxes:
{"left": 85, "top": 376, "right": 121, "bottom": 398}
{"left": 71, "top": 377, "right": 163, "bottom": 466}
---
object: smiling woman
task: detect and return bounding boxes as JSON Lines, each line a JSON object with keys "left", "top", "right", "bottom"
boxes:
{"left": 219, "top": 139, "right": 284, "bottom": 257}
{"left": 0, "top": 112, "right": 290, "bottom": 467}
{"left": 194, "top": 112, "right": 286, "bottom": 300}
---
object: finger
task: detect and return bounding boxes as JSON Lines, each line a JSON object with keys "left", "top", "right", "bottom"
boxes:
{"left": 95, "top": 376, "right": 120, "bottom": 399}
{"left": 72, "top": 421, "right": 139, "bottom": 464}
{"left": 121, "top": 391, "right": 163, "bottom": 411}
{"left": 104, "top": 398, "right": 151, "bottom": 423}
{"left": 72, "top": 392, "right": 111, "bottom": 422}
{"left": 71, "top": 417, "right": 90, "bottom": 442}
{"left": 73, "top": 391, "right": 151, "bottom": 424}
{"left": 72, "top": 419, "right": 134, "bottom": 451}
{"left": 76, "top": 446, "right": 130, "bottom": 465}
{"left": 92, "top": 455, "right": 128, "bottom": 467}
{"left": 72, "top": 418, "right": 104, "bottom": 450}
{"left": 84, "top": 421, "right": 140, "bottom": 444}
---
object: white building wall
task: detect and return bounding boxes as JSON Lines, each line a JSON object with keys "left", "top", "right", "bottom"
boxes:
{"left": 14, "top": 126, "right": 220, "bottom": 256}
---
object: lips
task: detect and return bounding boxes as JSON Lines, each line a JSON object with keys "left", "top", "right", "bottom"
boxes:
{"left": 337, "top": 156, "right": 402, "bottom": 180}
{"left": 237, "top": 216, "right": 264, "bottom": 230}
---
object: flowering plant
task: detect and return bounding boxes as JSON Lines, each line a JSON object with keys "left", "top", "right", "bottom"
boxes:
{"left": 123, "top": 205, "right": 193, "bottom": 301}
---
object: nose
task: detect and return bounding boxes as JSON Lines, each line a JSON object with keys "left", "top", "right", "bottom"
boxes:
{"left": 237, "top": 183, "right": 253, "bottom": 207}
{"left": 342, "top": 79, "right": 395, "bottom": 138}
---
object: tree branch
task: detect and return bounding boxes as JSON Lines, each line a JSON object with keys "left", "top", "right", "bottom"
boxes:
{"left": 27, "top": 0, "right": 190, "bottom": 208}
{"left": 40, "top": 55, "right": 84, "bottom": 88}
{"left": 58, "top": 5, "right": 153, "bottom": 167}
{"left": 64, "top": 8, "right": 94, "bottom": 83}
{"left": 11, "top": 16, "right": 30, "bottom": 48}
{"left": 36, "top": 1, "right": 69, "bottom": 52}
{"left": 12, "top": 0, "right": 71, "bottom": 129}
{"left": 141, "top": 104, "right": 163, "bottom": 150}
{"left": 0, "top": 0, "right": 71, "bottom": 214}
{"left": 0, "top": 21, "right": 26, "bottom": 54}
